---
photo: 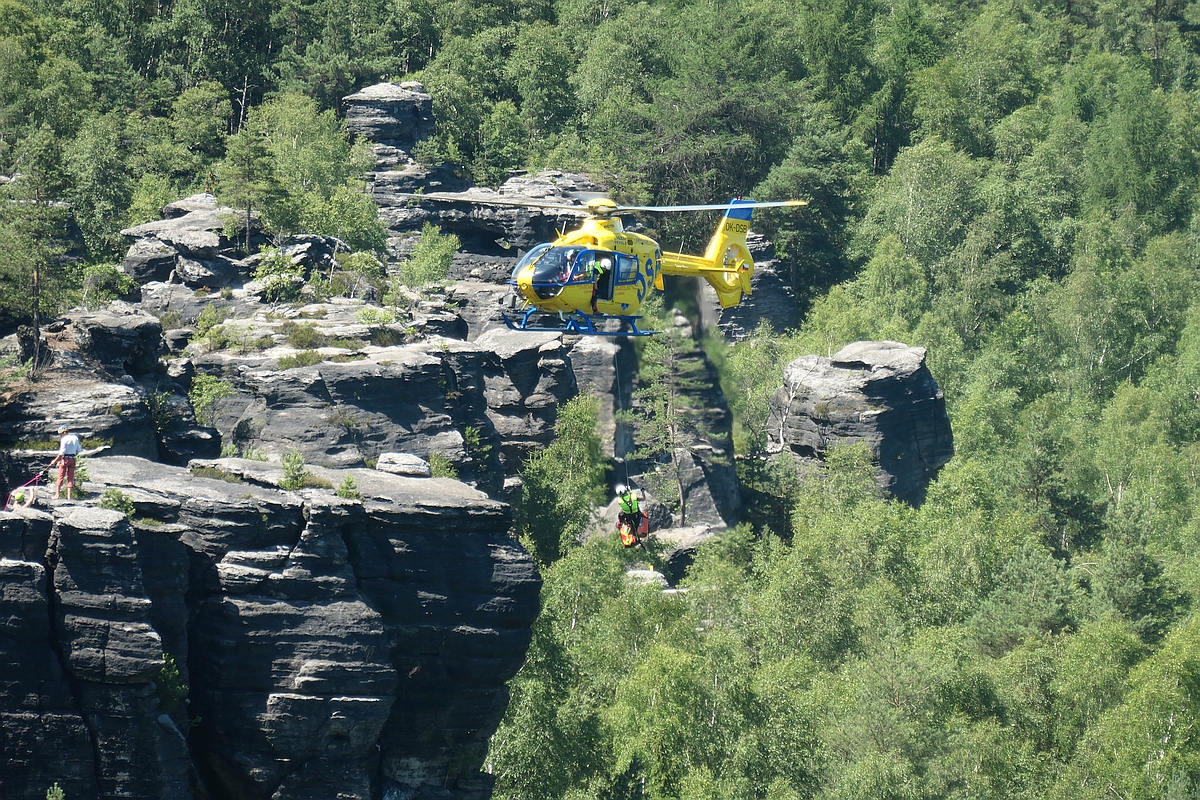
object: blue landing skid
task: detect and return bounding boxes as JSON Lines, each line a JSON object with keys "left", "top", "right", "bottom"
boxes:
{"left": 502, "top": 308, "right": 658, "bottom": 337}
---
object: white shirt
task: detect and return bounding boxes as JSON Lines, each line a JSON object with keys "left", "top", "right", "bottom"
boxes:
{"left": 58, "top": 433, "right": 81, "bottom": 457}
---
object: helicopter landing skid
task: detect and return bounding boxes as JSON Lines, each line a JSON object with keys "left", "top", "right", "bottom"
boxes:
{"left": 502, "top": 308, "right": 657, "bottom": 337}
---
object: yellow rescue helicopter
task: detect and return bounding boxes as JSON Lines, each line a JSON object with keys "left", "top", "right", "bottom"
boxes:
{"left": 400, "top": 193, "right": 806, "bottom": 336}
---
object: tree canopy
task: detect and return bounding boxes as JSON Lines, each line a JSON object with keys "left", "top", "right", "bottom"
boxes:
{"left": 4, "top": 0, "right": 1200, "bottom": 796}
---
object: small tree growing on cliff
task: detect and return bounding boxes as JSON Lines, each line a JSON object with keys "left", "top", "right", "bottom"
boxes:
{"left": 391, "top": 223, "right": 460, "bottom": 292}
{"left": 627, "top": 328, "right": 708, "bottom": 526}
{"left": 99, "top": 488, "right": 135, "bottom": 516}
{"left": 218, "top": 127, "right": 279, "bottom": 253}
{"left": 280, "top": 448, "right": 309, "bottom": 490}
{"left": 188, "top": 374, "right": 235, "bottom": 427}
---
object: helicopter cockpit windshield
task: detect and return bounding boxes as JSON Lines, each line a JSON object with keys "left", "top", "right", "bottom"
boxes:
{"left": 512, "top": 245, "right": 586, "bottom": 299}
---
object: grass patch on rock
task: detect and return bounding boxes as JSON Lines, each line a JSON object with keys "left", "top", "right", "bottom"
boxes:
{"left": 278, "top": 350, "right": 325, "bottom": 369}
{"left": 280, "top": 321, "right": 328, "bottom": 349}
{"left": 191, "top": 466, "right": 244, "bottom": 483}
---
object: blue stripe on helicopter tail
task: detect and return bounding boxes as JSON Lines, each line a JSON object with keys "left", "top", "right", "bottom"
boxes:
{"left": 724, "top": 199, "right": 755, "bottom": 221}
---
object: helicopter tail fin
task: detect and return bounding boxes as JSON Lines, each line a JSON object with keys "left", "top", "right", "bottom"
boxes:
{"left": 660, "top": 199, "right": 757, "bottom": 308}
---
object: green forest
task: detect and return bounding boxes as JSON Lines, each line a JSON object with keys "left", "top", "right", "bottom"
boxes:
{"left": 4, "top": 0, "right": 1200, "bottom": 797}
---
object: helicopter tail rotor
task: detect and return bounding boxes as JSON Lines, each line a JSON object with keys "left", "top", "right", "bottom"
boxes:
{"left": 660, "top": 198, "right": 767, "bottom": 307}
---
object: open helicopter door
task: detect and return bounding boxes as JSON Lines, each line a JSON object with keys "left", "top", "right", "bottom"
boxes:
{"left": 575, "top": 250, "right": 618, "bottom": 302}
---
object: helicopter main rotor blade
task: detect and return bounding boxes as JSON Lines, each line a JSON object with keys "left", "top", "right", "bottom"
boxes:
{"left": 391, "top": 192, "right": 807, "bottom": 216}
{"left": 391, "top": 192, "right": 590, "bottom": 213}
{"left": 614, "top": 200, "right": 809, "bottom": 213}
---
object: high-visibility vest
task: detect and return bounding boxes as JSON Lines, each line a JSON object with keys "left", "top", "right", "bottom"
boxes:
{"left": 619, "top": 492, "right": 639, "bottom": 515}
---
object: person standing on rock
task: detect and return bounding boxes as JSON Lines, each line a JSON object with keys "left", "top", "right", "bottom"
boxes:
{"left": 50, "top": 425, "right": 82, "bottom": 500}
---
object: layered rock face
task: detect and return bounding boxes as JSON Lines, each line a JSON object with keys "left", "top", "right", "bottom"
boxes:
{"left": 119, "top": 194, "right": 269, "bottom": 288}
{"left": 0, "top": 456, "right": 539, "bottom": 800}
{"left": 375, "top": 172, "right": 601, "bottom": 280}
{"left": 766, "top": 341, "right": 954, "bottom": 505}
{"left": 172, "top": 304, "right": 578, "bottom": 491}
{"left": 344, "top": 81, "right": 436, "bottom": 168}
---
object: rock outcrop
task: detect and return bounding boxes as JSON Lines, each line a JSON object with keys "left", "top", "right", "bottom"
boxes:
{"left": 170, "top": 300, "right": 577, "bottom": 492}
{"left": 375, "top": 172, "right": 600, "bottom": 274}
{"left": 71, "top": 306, "right": 166, "bottom": 376}
{"left": 766, "top": 340, "right": 954, "bottom": 505}
{"left": 0, "top": 455, "right": 540, "bottom": 800}
{"left": 119, "top": 194, "right": 268, "bottom": 289}
{"left": 343, "top": 81, "right": 436, "bottom": 168}
{"left": 623, "top": 313, "right": 741, "bottom": 531}
{"left": 0, "top": 349, "right": 161, "bottom": 471}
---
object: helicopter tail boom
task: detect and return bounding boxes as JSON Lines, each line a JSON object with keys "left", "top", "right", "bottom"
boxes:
{"left": 660, "top": 200, "right": 757, "bottom": 308}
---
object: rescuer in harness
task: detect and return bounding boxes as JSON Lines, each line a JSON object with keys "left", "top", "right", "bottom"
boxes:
{"left": 615, "top": 483, "right": 649, "bottom": 547}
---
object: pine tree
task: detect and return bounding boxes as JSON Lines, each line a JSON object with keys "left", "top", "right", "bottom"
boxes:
{"left": 0, "top": 127, "right": 71, "bottom": 370}
{"left": 217, "top": 126, "right": 278, "bottom": 253}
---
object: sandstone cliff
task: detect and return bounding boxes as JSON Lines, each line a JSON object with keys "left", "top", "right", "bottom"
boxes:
{"left": 1, "top": 456, "right": 538, "bottom": 800}
{"left": 0, "top": 81, "right": 957, "bottom": 800}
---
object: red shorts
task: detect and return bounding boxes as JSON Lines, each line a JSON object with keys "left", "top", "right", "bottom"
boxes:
{"left": 58, "top": 456, "right": 76, "bottom": 486}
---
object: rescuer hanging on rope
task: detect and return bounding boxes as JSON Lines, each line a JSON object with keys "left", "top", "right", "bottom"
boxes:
{"left": 615, "top": 483, "right": 649, "bottom": 547}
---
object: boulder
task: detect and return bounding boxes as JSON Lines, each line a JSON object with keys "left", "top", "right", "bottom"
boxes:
{"left": 70, "top": 306, "right": 164, "bottom": 376}
{"left": 122, "top": 194, "right": 234, "bottom": 258}
{"left": 138, "top": 282, "right": 259, "bottom": 330}
{"left": 443, "top": 280, "right": 522, "bottom": 341}
{"left": 119, "top": 237, "right": 178, "bottom": 284}
{"left": 120, "top": 193, "right": 267, "bottom": 288}
{"left": 280, "top": 233, "right": 347, "bottom": 277}
{"left": 655, "top": 524, "right": 721, "bottom": 584}
{"left": 626, "top": 569, "right": 670, "bottom": 588}
{"left": 766, "top": 340, "right": 954, "bottom": 505}
{"left": 376, "top": 453, "right": 432, "bottom": 477}
{"left": 15, "top": 324, "right": 49, "bottom": 366}
{"left": 174, "top": 254, "right": 245, "bottom": 286}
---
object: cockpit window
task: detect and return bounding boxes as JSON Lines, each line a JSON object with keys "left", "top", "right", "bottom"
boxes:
{"left": 515, "top": 246, "right": 635, "bottom": 296}
{"left": 530, "top": 247, "right": 584, "bottom": 286}
{"left": 511, "top": 243, "right": 552, "bottom": 283}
